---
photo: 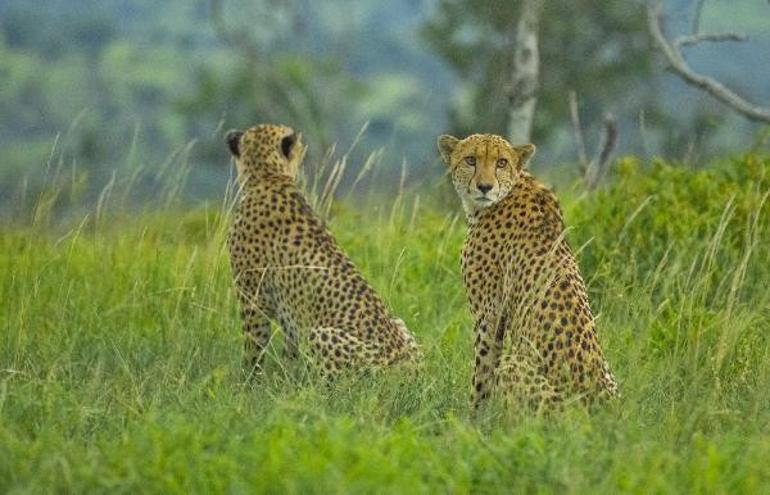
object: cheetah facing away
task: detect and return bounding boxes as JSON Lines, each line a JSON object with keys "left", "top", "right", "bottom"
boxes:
{"left": 226, "top": 123, "right": 420, "bottom": 376}
{"left": 437, "top": 133, "right": 618, "bottom": 411}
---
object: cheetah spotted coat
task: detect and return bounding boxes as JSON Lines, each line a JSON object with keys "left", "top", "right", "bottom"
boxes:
{"left": 438, "top": 133, "right": 618, "bottom": 410}
{"left": 226, "top": 124, "right": 420, "bottom": 376}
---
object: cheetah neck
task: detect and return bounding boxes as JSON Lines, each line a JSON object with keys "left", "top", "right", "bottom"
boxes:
{"left": 462, "top": 200, "right": 485, "bottom": 225}
{"left": 464, "top": 172, "right": 559, "bottom": 229}
{"left": 237, "top": 172, "right": 294, "bottom": 195}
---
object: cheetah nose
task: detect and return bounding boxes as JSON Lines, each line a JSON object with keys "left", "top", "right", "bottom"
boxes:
{"left": 477, "top": 183, "right": 493, "bottom": 194}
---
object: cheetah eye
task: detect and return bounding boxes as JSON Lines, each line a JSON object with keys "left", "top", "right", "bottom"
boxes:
{"left": 464, "top": 156, "right": 476, "bottom": 166}
{"left": 496, "top": 158, "right": 508, "bottom": 169}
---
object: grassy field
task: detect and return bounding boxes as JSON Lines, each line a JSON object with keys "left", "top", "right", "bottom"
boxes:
{"left": 2, "top": 154, "right": 770, "bottom": 493}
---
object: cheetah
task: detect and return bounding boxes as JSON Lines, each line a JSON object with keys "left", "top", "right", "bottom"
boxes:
{"left": 225, "top": 123, "right": 420, "bottom": 377}
{"left": 437, "top": 133, "right": 618, "bottom": 411}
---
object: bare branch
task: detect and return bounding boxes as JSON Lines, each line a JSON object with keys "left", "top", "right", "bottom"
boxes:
{"left": 674, "top": 33, "right": 748, "bottom": 49}
{"left": 570, "top": 92, "right": 618, "bottom": 189}
{"left": 568, "top": 91, "right": 589, "bottom": 174}
{"left": 596, "top": 113, "right": 618, "bottom": 172}
{"left": 692, "top": 0, "right": 706, "bottom": 34}
{"left": 647, "top": 2, "right": 770, "bottom": 124}
{"left": 585, "top": 113, "right": 618, "bottom": 191}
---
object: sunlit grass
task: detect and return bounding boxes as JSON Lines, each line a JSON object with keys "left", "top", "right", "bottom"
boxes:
{"left": 1, "top": 152, "right": 769, "bottom": 492}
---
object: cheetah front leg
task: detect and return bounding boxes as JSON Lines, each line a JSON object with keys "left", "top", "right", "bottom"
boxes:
{"left": 471, "top": 316, "right": 505, "bottom": 410}
{"left": 240, "top": 307, "right": 271, "bottom": 375}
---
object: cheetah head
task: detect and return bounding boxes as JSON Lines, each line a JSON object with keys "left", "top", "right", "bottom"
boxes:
{"left": 437, "top": 133, "right": 535, "bottom": 215}
{"left": 225, "top": 124, "right": 307, "bottom": 184}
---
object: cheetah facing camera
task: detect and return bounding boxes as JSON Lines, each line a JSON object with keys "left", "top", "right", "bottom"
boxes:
{"left": 437, "top": 133, "right": 618, "bottom": 411}
{"left": 226, "top": 123, "right": 421, "bottom": 377}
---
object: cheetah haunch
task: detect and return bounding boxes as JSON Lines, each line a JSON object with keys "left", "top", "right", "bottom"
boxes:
{"left": 438, "top": 133, "right": 618, "bottom": 411}
{"left": 226, "top": 123, "right": 420, "bottom": 377}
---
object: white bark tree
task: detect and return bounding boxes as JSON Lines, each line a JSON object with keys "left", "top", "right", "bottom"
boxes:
{"left": 507, "top": 0, "right": 544, "bottom": 145}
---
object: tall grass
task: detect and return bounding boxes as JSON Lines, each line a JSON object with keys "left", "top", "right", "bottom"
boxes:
{"left": 1, "top": 148, "right": 769, "bottom": 493}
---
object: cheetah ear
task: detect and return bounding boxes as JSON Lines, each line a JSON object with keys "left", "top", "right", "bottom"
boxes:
{"left": 437, "top": 134, "right": 459, "bottom": 166}
{"left": 515, "top": 143, "right": 536, "bottom": 169}
{"left": 280, "top": 133, "right": 297, "bottom": 159}
{"left": 226, "top": 129, "right": 243, "bottom": 158}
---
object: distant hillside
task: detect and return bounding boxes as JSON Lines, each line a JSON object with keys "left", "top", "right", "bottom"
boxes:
{"left": 0, "top": 0, "right": 768, "bottom": 214}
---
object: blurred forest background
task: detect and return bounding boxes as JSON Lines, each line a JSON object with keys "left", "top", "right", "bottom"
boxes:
{"left": 1, "top": 0, "right": 769, "bottom": 215}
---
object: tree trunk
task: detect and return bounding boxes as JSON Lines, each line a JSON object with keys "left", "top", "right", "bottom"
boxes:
{"left": 507, "top": 0, "right": 544, "bottom": 145}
